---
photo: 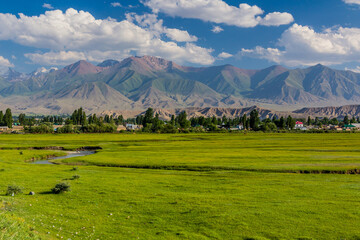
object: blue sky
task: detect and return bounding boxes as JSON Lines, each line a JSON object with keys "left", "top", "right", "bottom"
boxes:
{"left": 1, "top": 0, "right": 360, "bottom": 73}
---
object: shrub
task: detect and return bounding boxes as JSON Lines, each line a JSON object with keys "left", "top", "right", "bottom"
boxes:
{"left": 26, "top": 123, "right": 54, "bottom": 134}
{"left": 71, "top": 167, "right": 78, "bottom": 171}
{"left": 51, "top": 182, "right": 70, "bottom": 194}
{"left": 81, "top": 123, "right": 117, "bottom": 133}
{"left": 6, "top": 185, "right": 22, "bottom": 196}
{"left": 190, "top": 126, "right": 205, "bottom": 133}
{"left": 72, "top": 175, "right": 80, "bottom": 180}
{"left": 56, "top": 124, "right": 75, "bottom": 133}
{"left": 161, "top": 124, "right": 178, "bottom": 133}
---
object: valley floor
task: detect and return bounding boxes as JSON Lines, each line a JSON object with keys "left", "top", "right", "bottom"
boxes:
{"left": 0, "top": 133, "right": 359, "bottom": 239}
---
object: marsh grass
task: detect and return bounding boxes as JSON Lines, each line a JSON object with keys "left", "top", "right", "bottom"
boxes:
{"left": 0, "top": 133, "right": 359, "bottom": 239}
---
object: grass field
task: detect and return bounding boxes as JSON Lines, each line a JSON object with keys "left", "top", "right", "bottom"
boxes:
{"left": 0, "top": 133, "right": 360, "bottom": 239}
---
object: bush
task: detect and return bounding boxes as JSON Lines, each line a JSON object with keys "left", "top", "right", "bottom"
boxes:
{"left": 72, "top": 175, "right": 80, "bottom": 180}
{"left": 6, "top": 185, "right": 22, "bottom": 196}
{"left": 26, "top": 123, "right": 54, "bottom": 134}
{"left": 51, "top": 182, "right": 70, "bottom": 194}
{"left": 260, "top": 122, "right": 277, "bottom": 132}
{"left": 161, "top": 124, "right": 178, "bottom": 133}
{"left": 81, "top": 123, "right": 117, "bottom": 133}
{"left": 56, "top": 124, "right": 75, "bottom": 133}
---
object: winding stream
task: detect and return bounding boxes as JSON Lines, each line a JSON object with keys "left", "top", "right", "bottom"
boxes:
{"left": 31, "top": 151, "right": 96, "bottom": 164}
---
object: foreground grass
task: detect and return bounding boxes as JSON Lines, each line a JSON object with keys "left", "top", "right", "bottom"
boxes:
{"left": 0, "top": 211, "right": 43, "bottom": 240}
{"left": 0, "top": 133, "right": 359, "bottom": 239}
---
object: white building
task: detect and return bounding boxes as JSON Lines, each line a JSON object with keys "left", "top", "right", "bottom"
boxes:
{"left": 126, "top": 124, "right": 140, "bottom": 130}
{"left": 295, "top": 121, "right": 304, "bottom": 129}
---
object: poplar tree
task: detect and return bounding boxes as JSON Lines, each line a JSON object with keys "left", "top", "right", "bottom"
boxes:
{"left": 4, "top": 108, "right": 12, "bottom": 128}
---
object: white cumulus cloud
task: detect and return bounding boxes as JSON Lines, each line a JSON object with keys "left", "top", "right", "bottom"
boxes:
{"left": 144, "top": 0, "right": 294, "bottom": 28}
{"left": 111, "top": 2, "right": 122, "bottom": 7}
{"left": 240, "top": 24, "right": 360, "bottom": 66}
{"left": 0, "top": 56, "right": 14, "bottom": 73}
{"left": 42, "top": 3, "right": 54, "bottom": 9}
{"left": 24, "top": 51, "right": 87, "bottom": 66}
{"left": 218, "top": 52, "right": 233, "bottom": 59}
{"left": 0, "top": 9, "right": 214, "bottom": 66}
{"left": 165, "top": 28, "right": 198, "bottom": 42}
{"left": 345, "top": 66, "right": 360, "bottom": 73}
{"left": 259, "top": 12, "right": 294, "bottom": 27}
{"left": 211, "top": 26, "right": 223, "bottom": 33}
{"left": 343, "top": 0, "right": 360, "bottom": 5}
{"left": 126, "top": 13, "right": 198, "bottom": 42}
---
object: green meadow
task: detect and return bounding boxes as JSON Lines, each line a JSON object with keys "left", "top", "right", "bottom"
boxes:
{"left": 0, "top": 133, "right": 360, "bottom": 239}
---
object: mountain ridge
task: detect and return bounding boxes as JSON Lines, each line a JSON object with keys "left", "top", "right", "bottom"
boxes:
{"left": 101, "top": 104, "right": 360, "bottom": 121}
{"left": 1, "top": 56, "right": 360, "bottom": 114}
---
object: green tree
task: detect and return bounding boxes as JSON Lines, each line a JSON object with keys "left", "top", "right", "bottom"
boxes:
{"left": 249, "top": 109, "right": 260, "bottom": 130}
{"left": 19, "top": 113, "right": 26, "bottom": 126}
{"left": 279, "top": 117, "right": 286, "bottom": 129}
{"left": 350, "top": 116, "right": 356, "bottom": 124}
{"left": 307, "top": 116, "right": 311, "bottom": 126}
{"left": 260, "top": 122, "right": 277, "bottom": 132}
{"left": 344, "top": 115, "right": 350, "bottom": 125}
{"left": 315, "top": 117, "right": 320, "bottom": 126}
{"left": 170, "top": 115, "right": 175, "bottom": 126}
{"left": 151, "top": 113, "right": 162, "bottom": 132}
{"left": 241, "top": 114, "right": 247, "bottom": 130}
{"left": 286, "top": 115, "right": 295, "bottom": 130}
{"left": 211, "top": 116, "right": 218, "bottom": 125}
{"left": 0, "top": 111, "right": 3, "bottom": 125}
{"left": 176, "top": 111, "right": 190, "bottom": 129}
{"left": 142, "top": 108, "right": 154, "bottom": 128}
{"left": 4, "top": 108, "right": 12, "bottom": 128}
{"left": 116, "top": 115, "right": 124, "bottom": 125}
{"left": 323, "top": 117, "right": 329, "bottom": 125}
{"left": 81, "top": 111, "right": 87, "bottom": 126}
{"left": 330, "top": 118, "right": 339, "bottom": 125}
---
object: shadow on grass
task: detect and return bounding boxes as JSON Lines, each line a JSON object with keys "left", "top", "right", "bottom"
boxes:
{"left": 38, "top": 191, "right": 54, "bottom": 195}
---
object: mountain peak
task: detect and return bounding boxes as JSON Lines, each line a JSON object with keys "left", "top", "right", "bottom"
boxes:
{"left": 127, "top": 55, "right": 182, "bottom": 71}
{"left": 31, "top": 67, "right": 58, "bottom": 76}
{"left": 307, "top": 63, "right": 332, "bottom": 73}
{"left": 2, "top": 68, "right": 28, "bottom": 82}
{"left": 62, "top": 60, "right": 104, "bottom": 76}
{"left": 313, "top": 63, "right": 328, "bottom": 69}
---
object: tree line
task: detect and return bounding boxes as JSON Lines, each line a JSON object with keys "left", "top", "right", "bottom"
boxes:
{"left": 2, "top": 107, "right": 360, "bottom": 134}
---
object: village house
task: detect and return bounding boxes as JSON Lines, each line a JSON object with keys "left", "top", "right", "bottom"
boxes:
{"left": 351, "top": 123, "right": 360, "bottom": 129}
{"left": 117, "top": 125, "right": 126, "bottom": 131}
{"left": 295, "top": 121, "right": 304, "bottom": 129}
{"left": 12, "top": 125, "right": 24, "bottom": 132}
{"left": 126, "top": 124, "right": 141, "bottom": 131}
{"left": 230, "top": 125, "right": 244, "bottom": 131}
{"left": 0, "top": 126, "right": 9, "bottom": 133}
{"left": 329, "top": 125, "right": 344, "bottom": 131}
{"left": 237, "top": 124, "right": 244, "bottom": 130}
{"left": 343, "top": 124, "right": 356, "bottom": 131}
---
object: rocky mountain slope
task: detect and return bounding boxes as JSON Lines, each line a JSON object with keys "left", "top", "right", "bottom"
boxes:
{"left": 294, "top": 105, "right": 360, "bottom": 119}
{"left": 1, "top": 56, "right": 360, "bottom": 114}
{"left": 102, "top": 105, "right": 360, "bottom": 120}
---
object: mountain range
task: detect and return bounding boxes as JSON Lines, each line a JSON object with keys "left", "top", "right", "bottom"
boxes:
{"left": 101, "top": 105, "right": 360, "bottom": 121}
{"left": 1, "top": 55, "right": 360, "bottom": 115}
